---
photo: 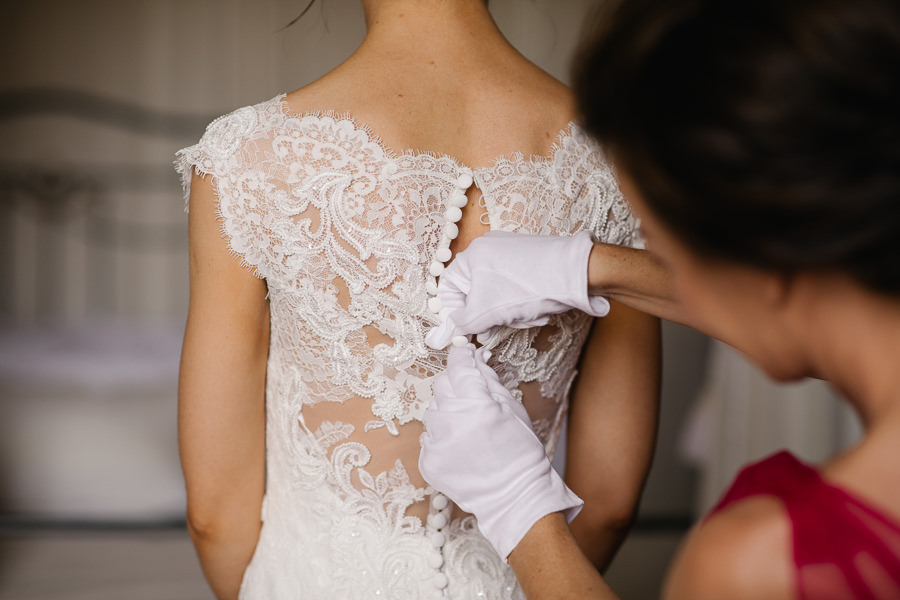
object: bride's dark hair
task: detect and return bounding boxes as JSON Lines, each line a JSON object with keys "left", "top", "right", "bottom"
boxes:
{"left": 574, "top": 0, "right": 900, "bottom": 295}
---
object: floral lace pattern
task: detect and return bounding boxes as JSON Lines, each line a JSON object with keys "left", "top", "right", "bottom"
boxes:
{"left": 176, "top": 95, "right": 641, "bottom": 599}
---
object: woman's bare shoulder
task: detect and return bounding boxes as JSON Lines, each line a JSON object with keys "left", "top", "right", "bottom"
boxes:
{"left": 663, "top": 496, "right": 795, "bottom": 600}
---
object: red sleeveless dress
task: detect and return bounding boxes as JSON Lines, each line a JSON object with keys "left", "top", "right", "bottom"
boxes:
{"left": 710, "top": 451, "right": 900, "bottom": 599}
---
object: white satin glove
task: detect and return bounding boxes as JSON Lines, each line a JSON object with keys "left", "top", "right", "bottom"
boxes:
{"left": 425, "top": 231, "right": 610, "bottom": 350}
{"left": 419, "top": 344, "right": 583, "bottom": 559}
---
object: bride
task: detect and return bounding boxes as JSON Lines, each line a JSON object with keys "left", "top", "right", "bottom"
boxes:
{"left": 176, "top": 0, "right": 660, "bottom": 598}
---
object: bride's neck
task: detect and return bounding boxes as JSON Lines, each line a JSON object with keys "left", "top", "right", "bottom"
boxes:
{"left": 360, "top": 0, "right": 504, "bottom": 57}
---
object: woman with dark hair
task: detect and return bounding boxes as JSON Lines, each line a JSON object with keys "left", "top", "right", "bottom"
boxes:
{"left": 421, "top": 0, "right": 900, "bottom": 598}
{"left": 176, "top": 0, "right": 659, "bottom": 598}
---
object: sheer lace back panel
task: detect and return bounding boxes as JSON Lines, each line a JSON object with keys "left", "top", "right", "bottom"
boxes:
{"left": 176, "top": 95, "right": 641, "bottom": 599}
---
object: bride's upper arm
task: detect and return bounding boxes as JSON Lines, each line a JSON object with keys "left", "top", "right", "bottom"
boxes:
{"left": 179, "top": 168, "right": 269, "bottom": 535}
{"left": 564, "top": 302, "right": 661, "bottom": 566}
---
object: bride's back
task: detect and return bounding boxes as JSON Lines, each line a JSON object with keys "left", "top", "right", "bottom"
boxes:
{"left": 274, "top": 3, "right": 583, "bottom": 495}
{"left": 178, "top": 2, "right": 641, "bottom": 596}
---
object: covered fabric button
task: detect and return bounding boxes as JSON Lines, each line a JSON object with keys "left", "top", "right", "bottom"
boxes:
{"left": 435, "top": 247, "right": 452, "bottom": 262}
{"left": 426, "top": 280, "right": 439, "bottom": 295}
{"left": 429, "top": 512, "right": 449, "bottom": 529}
{"left": 428, "top": 551, "right": 444, "bottom": 569}
{"left": 429, "top": 262, "right": 445, "bottom": 277}
{"left": 451, "top": 335, "right": 468, "bottom": 347}
{"left": 444, "top": 206, "right": 463, "bottom": 223}
{"left": 456, "top": 173, "right": 474, "bottom": 189}
{"left": 428, "top": 297, "right": 443, "bottom": 313}
{"left": 432, "top": 494, "right": 449, "bottom": 510}
{"left": 450, "top": 193, "right": 468, "bottom": 208}
{"left": 444, "top": 223, "right": 459, "bottom": 240}
{"left": 431, "top": 532, "right": 446, "bottom": 547}
{"left": 433, "top": 573, "right": 449, "bottom": 590}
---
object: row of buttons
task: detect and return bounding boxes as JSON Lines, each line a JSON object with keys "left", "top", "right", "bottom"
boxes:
{"left": 425, "top": 171, "right": 474, "bottom": 593}
{"left": 426, "top": 171, "right": 475, "bottom": 347}
{"left": 428, "top": 492, "right": 453, "bottom": 591}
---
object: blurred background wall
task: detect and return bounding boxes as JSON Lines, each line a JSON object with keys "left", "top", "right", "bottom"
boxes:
{"left": 0, "top": 0, "right": 859, "bottom": 598}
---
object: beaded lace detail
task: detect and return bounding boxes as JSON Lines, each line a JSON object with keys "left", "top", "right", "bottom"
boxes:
{"left": 176, "top": 95, "right": 641, "bottom": 599}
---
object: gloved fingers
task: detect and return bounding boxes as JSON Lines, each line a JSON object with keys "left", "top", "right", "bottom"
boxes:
{"left": 471, "top": 348, "right": 514, "bottom": 401}
{"left": 430, "top": 371, "right": 455, "bottom": 411}
{"left": 502, "top": 316, "right": 551, "bottom": 329}
{"left": 472, "top": 315, "right": 551, "bottom": 336}
{"left": 435, "top": 264, "right": 471, "bottom": 307}
{"left": 474, "top": 327, "right": 500, "bottom": 347}
{"left": 474, "top": 346, "right": 493, "bottom": 363}
{"left": 585, "top": 295, "right": 612, "bottom": 318}
{"left": 422, "top": 406, "right": 462, "bottom": 441}
{"left": 421, "top": 400, "right": 438, "bottom": 438}
{"left": 436, "top": 304, "right": 483, "bottom": 339}
{"left": 423, "top": 389, "right": 489, "bottom": 441}
{"left": 444, "top": 343, "right": 493, "bottom": 400}
{"left": 418, "top": 435, "right": 444, "bottom": 484}
{"left": 497, "top": 396, "right": 539, "bottom": 435}
{"left": 473, "top": 297, "right": 575, "bottom": 332}
{"left": 472, "top": 352, "right": 534, "bottom": 426}
{"left": 425, "top": 318, "right": 456, "bottom": 350}
{"left": 429, "top": 302, "right": 500, "bottom": 348}
{"left": 417, "top": 446, "right": 431, "bottom": 480}
{"left": 460, "top": 297, "right": 562, "bottom": 336}
{"left": 472, "top": 348, "right": 504, "bottom": 390}
{"left": 425, "top": 265, "right": 471, "bottom": 349}
{"left": 429, "top": 363, "right": 485, "bottom": 420}
{"left": 473, "top": 349, "right": 515, "bottom": 403}
{"left": 445, "top": 342, "right": 477, "bottom": 371}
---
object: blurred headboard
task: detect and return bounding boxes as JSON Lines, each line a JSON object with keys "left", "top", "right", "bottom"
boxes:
{"left": 0, "top": 87, "right": 217, "bottom": 322}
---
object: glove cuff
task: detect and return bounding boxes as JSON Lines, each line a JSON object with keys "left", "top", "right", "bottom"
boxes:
{"left": 480, "top": 468, "right": 584, "bottom": 560}
{"left": 566, "top": 231, "right": 611, "bottom": 318}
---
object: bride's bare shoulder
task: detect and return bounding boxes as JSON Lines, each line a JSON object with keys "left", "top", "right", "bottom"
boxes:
{"left": 281, "top": 66, "right": 359, "bottom": 116}
{"left": 280, "top": 44, "right": 576, "bottom": 156}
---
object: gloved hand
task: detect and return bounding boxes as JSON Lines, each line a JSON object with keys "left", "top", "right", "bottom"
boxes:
{"left": 419, "top": 344, "right": 583, "bottom": 559}
{"left": 425, "top": 231, "right": 610, "bottom": 349}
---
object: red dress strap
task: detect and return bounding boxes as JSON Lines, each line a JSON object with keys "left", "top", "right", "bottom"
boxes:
{"left": 711, "top": 451, "right": 900, "bottom": 600}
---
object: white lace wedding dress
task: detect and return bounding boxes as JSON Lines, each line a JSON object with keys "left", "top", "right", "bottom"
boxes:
{"left": 176, "top": 94, "right": 641, "bottom": 599}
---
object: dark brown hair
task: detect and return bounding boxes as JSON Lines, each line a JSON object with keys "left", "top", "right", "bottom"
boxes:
{"left": 574, "top": 0, "right": 900, "bottom": 294}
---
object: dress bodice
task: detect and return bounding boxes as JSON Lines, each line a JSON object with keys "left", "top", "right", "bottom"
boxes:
{"left": 176, "top": 95, "right": 641, "bottom": 599}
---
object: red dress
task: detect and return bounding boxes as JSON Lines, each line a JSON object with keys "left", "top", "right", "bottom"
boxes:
{"left": 711, "top": 451, "right": 900, "bottom": 599}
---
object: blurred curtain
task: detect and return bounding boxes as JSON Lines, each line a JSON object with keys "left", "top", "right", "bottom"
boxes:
{"left": 681, "top": 341, "right": 863, "bottom": 515}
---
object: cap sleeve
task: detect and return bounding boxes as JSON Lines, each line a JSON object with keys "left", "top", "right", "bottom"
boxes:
{"left": 587, "top": 161, "right": 645, "bottom": 250}
{"left": 568, "top": 128, "right": 644, "bottom": 250}
{"left": 175, "top": 105, "right": 261, "bottom": 210}
{"left": 174, "top": 104, "right": 271, "bottom": 279}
